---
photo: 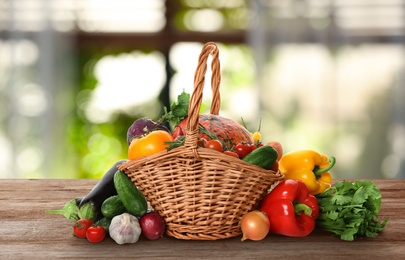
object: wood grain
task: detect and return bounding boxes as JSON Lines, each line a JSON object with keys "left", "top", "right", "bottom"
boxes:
{"left": 0, "top": 179, "right": 404, "bottom": 259}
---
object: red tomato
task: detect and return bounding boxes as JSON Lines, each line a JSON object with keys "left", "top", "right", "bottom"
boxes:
{"left": 204, "top": 139, "right": 223, "bottom": 152}
{"left": 73, "top": 219, "right": 93, "bottom": 239}
{"left": 128, "top": 130, "right": 174, "bottom": 160}
{"left": 234, "top": 143, "right": 252, "bottom": 159}
{"left": 86, "top": 226, "right": 106, "bottom": 243}
{"left": 223, "top": 150, "right": 239, "bottom": 158}
{"left": 250, "top": 143, "right": 263, "bottom": 151}
{"left": 197, "top": 137, "right": 208, "bottom": 147}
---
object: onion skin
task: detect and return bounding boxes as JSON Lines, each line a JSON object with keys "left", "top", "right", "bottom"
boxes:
{"left": 139, "top": 212, "right": 166, "bottom": 240}
{"left": 127, "top": 117, "right": 169, "bottom": 146}
{"left": 240, "top": 210, "right": 270, "bottom": 241}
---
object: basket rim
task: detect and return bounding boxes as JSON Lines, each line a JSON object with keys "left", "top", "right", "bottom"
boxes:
{"left": 118, "top": 144, "right": 284, "bottom": 180}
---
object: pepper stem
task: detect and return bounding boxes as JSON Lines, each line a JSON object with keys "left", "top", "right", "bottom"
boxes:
{"left": 313, "top": 156, "right": 336, "bottom": 178}
{"left": 294, "top": 202, "right": 312, "bottom": 216}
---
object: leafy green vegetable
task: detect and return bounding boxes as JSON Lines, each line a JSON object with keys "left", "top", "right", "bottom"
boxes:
{"left": 78, "top": 201, "right": 98, "bottom": 222}
{"left": 165, "top": 135, "right": 186, "bottom": 151}
{"left": 315, "top": 180, "right": 388, "bottom": 241}
{"left": 45, "top": 198, "right": 98, "bottom": 222}
{"left": 45, "top": 198, "right": 80, "bottom": 222}
{"left": 160, "top": 90, "right": 190, "bottom": 126}
{"left": 197, "top": 123, "right": 218, "bottom": 140}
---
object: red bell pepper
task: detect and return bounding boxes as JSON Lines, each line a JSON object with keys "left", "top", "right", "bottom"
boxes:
{"left": 259, "top": 179, "right": 319, "bottom": 237}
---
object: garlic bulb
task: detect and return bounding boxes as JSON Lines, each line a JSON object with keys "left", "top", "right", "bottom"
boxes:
{"left": 109, "top": 213, "right": 142, "bottom": 244}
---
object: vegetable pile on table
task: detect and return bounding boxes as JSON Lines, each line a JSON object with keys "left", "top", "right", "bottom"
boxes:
{"left": 46, "top": 90, "right": 388, "bottom": 243}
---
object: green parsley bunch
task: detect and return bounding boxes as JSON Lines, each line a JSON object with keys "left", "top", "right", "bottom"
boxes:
{"left": 315, "top": 180, "right": 388, "bottom": 241}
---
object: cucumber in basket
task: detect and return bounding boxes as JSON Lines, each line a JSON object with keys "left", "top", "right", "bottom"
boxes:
{"left": 114, "top": 171, "right": 148, "bottom": 218}
{"left": 243, "top": 145, "right": 278, "bottom": 170}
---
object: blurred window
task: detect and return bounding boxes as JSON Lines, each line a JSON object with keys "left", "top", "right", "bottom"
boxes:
{"left": 0, "top": 0, "right": 165, "bottom": 32}
{"left": 1, "top": 0, "right": 404, "bottom": 179}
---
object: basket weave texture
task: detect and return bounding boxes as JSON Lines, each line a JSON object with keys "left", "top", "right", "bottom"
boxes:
{"left": 118, "top": 42, "right": 284, "bottom": 240}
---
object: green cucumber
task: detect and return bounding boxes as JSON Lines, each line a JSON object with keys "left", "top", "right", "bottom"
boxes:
{"left": 101, "top": 195, "right": 127, "bottom": 219}
{"left": 113, "top": 171, "right": 148, "bottom": 218}
{"left": 243, "top": 145, "right": 278, "bottom": 169}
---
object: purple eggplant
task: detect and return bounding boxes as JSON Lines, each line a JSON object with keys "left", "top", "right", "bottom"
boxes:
{"left": 79, "top": 160, "right": 128, "bottom": 219}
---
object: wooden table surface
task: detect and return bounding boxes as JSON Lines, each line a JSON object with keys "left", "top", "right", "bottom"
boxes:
{"left": 0, "top": 178, "right": 404, "bottom": 259}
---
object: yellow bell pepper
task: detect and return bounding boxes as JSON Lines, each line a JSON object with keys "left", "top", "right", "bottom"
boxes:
{"left": 278, "top": 150, "right": 336, "bottom": 195}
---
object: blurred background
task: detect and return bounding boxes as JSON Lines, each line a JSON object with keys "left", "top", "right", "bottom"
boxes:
{"left": 0, "top": 0, "right": 404, "bottom": 179}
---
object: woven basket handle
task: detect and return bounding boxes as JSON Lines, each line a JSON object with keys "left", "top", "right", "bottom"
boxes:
{"left": 184, "top": 42, "right": 221, "bottom": 149}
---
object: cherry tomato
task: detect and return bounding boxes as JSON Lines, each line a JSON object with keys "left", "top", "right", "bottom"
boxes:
{"left": 86, "top": 226, "right": 106, "bottom": 243}
{"left": 197, "top": 137, "right": 207, "bottom": 147}
{"left": 251, "top": 131, "right": 262, "bottom": 143}
{"left": 234, "top": 143, "right": 252, "bottom": 159}
{"left": 250, "top": 142, "right": 263, "bottom": 151}
{"left": 223, "top": 150, "right": 240, "bottom": 158}
{"left": 250, "top": 143, "right": 257, "bottom": 151}
{"left": 128, "top": 130, "right": 174, "bottom": 160}
{"left": 73, "top": 219, "right": 93, "bottom": 239}
{"left": 204, "top": 139, "right": 223, "bottom": 152}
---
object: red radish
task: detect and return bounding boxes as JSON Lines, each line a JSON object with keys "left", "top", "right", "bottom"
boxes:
{"left": 139, "top": 212, "right": 166, "bottom": 240}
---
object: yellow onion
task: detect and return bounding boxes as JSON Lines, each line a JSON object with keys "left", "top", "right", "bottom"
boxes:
{"left": 240, "top": 210, "right": 270, "bottom": 241}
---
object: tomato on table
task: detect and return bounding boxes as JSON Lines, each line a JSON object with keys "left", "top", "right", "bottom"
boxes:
{"left": 73, "top": 219, "right": 93, "bottom": 239}
{"left": 86, "top": 226, "right": 106, "bottom": 243}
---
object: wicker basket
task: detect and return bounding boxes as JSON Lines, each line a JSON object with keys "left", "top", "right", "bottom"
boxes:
{"left": 118, "top": 42, "right": 284, "bottom": 240}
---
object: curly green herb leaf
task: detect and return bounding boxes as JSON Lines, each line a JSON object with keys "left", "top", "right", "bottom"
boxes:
{"left": 315, "top": 180, "right": 388, "bottom": 241}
